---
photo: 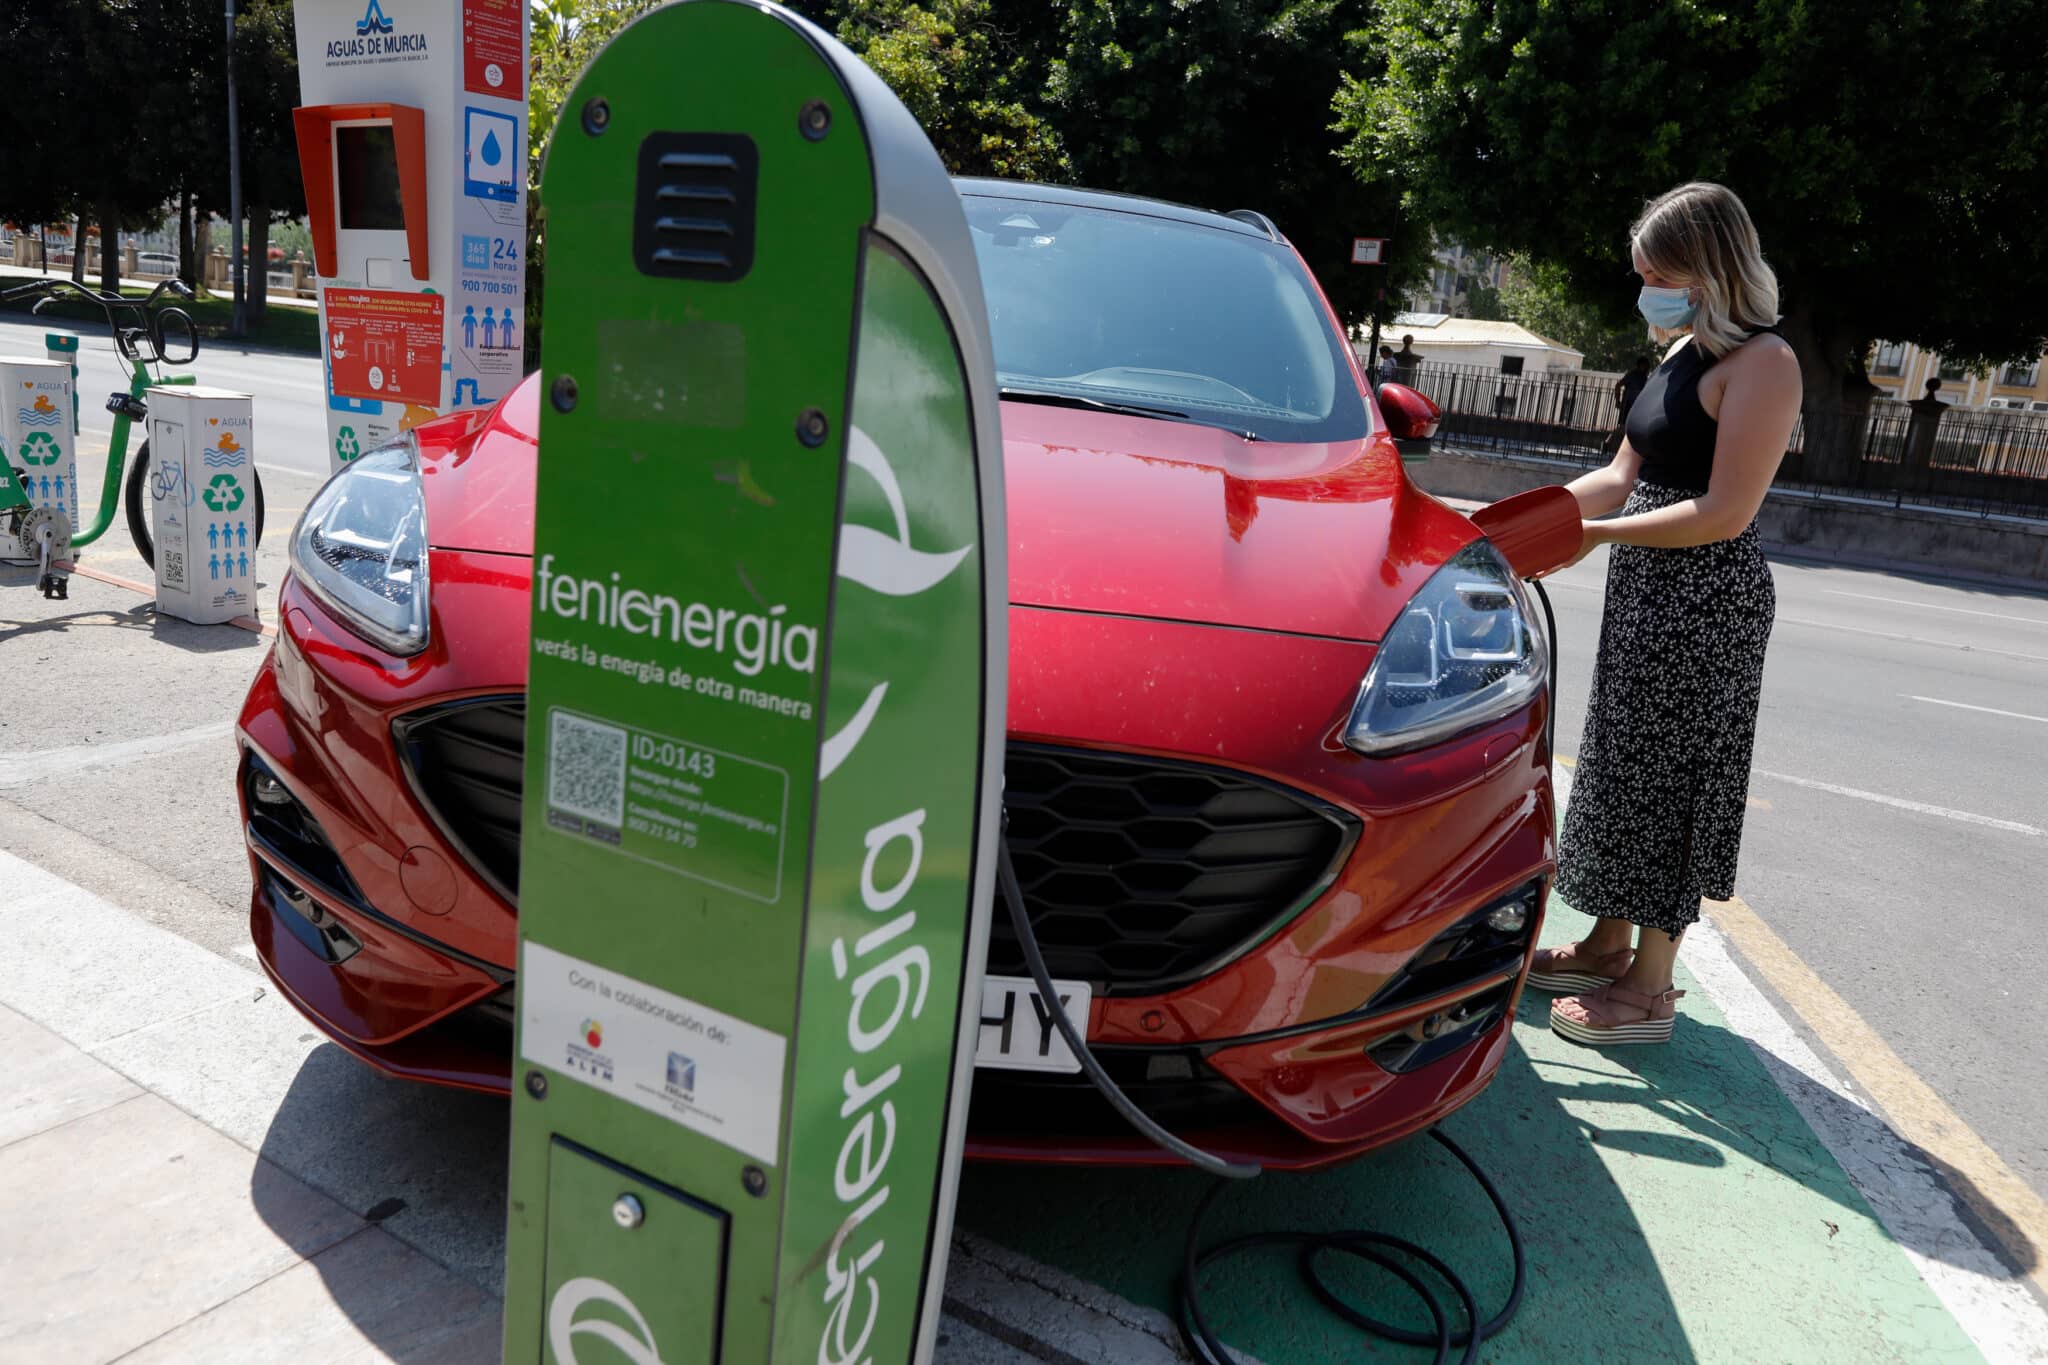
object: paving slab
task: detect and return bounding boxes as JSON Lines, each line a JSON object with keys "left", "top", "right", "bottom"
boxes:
{"left": 120, "top": 1227, "right": 502, "bottom": 1365}
{"left": 0, "top": 1001, "right": 140, "bottom": 1147}
{"left": 0, "top": 1093, "right": 359, "bottom": 1364}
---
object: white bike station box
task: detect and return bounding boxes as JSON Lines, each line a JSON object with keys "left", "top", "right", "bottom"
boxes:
{"left": 146, "top": 387, "right": 259, "bottom": 625}
{"left": 1, "top": 356, "right": 79, "bottom": 536}
{"left": 291, "top": 0, "right": 531, "bottom": 472}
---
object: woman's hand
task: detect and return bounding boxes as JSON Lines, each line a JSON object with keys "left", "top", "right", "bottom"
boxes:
{"left": 1535, "top": 521, "right": 1599, "bottom": 577}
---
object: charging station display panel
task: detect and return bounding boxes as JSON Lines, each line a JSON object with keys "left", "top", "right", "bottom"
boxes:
{"left": 505, "top": 4, "right": 1005, "bottom": 1362}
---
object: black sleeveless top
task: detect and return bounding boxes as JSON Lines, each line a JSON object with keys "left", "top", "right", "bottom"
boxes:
{"left": 1625, "top": 327, "right": 1778, "bottom": 492}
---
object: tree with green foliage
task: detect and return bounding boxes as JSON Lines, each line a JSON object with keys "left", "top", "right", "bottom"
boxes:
{"left": 1498, "top": 255, "right": 1652, "bottom": 374}
{"left": 1335, "top": 0, "right": 2048, "bottom": 479}
{"left": 1050, "top": 0, "right": 1417, "bottom": 331}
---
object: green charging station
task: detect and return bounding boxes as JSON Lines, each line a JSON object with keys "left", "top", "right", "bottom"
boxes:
{"left": 506, "top": 3, "right": 1006, "bottom": 1360}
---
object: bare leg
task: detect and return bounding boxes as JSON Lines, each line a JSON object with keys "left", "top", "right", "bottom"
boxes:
{"left": 1581, "top": 915, "right": 1635, "bottom": 956}
{"left": 1614, "top": 927, "right": 1683, "bottom": 995}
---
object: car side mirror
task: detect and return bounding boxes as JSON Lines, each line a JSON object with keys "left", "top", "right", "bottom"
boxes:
{"left": 1377, "top": 382, "right": 1441, "bottom": 464}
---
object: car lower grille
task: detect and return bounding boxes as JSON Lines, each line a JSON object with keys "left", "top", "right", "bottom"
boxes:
{"left": 395, "top": 703, "right": 1353, "bottom": 993}
{"left": 393, "top": 697, "right": 525, "bottom": 903}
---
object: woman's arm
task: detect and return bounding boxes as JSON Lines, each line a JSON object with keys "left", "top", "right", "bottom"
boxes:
{"left": 1583, "top": 341, "right": 1802, "bottom": 549}
{"left": 1566, "top": 443, "right": 1642, "bottom": 519}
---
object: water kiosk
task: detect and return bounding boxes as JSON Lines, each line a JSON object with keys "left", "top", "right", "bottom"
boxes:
{"left": 291, "top": 0, "right": 529, "bottom": 469}
{"left": 506, "top": 3, "right": 1005, "bottom": 1362}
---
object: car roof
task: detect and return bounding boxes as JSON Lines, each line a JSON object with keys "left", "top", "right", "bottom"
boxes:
{"left": 952, "top": 178, "right": 1277, "bottom": 242}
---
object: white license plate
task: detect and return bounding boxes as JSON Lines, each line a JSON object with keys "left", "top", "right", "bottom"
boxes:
{"left": 974, "top": 974, "right": 1093, "bottom": 1073}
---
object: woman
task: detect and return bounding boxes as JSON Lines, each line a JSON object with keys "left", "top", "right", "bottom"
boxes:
{"left": 1528, "top": 182, "right": 1802, "bottom": 1045}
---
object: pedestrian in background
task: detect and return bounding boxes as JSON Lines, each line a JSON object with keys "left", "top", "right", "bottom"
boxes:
{"left": 1528, "top": 181, "right": 1802, "bottom": 1046}
{"left": 1376, "top": 345, "right": 1398, "bottom": 388}
{"left": 1395, "top": 332, "right": 1419, "bottom": 376}
{"left": 1604, "top": 354, "right": 1653, "bottom": 451}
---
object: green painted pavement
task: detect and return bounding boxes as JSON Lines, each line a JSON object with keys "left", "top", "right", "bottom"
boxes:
{"left": 954, "top": 895, "right": 1982, "bottom": 1363}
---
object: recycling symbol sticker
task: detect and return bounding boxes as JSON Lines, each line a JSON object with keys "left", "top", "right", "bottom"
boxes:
{"left": 335, "top": 425, "right": 361, "bottom": 462}
{"left": 202, "top": 474, "right": 245, "bottom": 512}
{"left": 19, "top": 432, "right": 61, "bottom": 466}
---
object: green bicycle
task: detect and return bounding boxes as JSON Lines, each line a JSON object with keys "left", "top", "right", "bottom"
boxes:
{"left": 1, "top": 279, "right": 266, "bottom": 598}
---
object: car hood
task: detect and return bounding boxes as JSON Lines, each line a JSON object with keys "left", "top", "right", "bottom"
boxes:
{"left": 419, "top": 378, "right": 1472, "bottom": 644}
{"left": 1001, "top": 400, "right": 1467, "bottom": 643}
{"left": 419, "top": 378, "right": 540, "bottom": 558}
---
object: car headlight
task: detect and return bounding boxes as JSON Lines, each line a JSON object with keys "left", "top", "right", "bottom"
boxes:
{"left": 290, "top": 433, "right": 430, "bottom": 656}
{"left": 1343, "top": 540, "right": 1546, "bottom": 757}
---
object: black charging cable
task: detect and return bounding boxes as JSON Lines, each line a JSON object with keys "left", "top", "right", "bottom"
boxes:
{"left": 1530, "top": 575, "right": 1560, "bottom": 760}
{"left": 996, "top": 820, "right": 1528, "bottom": 1362}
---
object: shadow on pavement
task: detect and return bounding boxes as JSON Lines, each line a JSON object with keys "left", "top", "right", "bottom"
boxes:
{"left": 955, "top": 1009, "right": 1702, "bottom": 1365}
{"left": 1572, "top": 1010, "right": 2039, "bottom": 1282}
{"left": 251, "top": 1043, "right": 510, "bottom": 1360}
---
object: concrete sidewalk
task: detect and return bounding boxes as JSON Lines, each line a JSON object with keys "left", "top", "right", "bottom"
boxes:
{"left": 0, "top": 844, "right": 1188, "bottom": 1365}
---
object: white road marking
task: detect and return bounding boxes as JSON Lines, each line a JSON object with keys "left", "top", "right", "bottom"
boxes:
{"left": 0, "top": 721, "right": 234, "bottom": 788}
{"left": 1752, "top": 769, "right": 2043, "bottom": 836}
{"left": 1775, "top": 614, "right": 2048, "bottom": 665}
{"left": 1827, "top": 588, "right": 2048, "bottom": 627}
{"left": 1906, "top": 694, "right": 2048, "bottom": 726}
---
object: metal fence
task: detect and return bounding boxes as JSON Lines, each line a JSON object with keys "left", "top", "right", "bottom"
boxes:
{"left": 1395, "top": 360, "right": 2048, "bottom": 520}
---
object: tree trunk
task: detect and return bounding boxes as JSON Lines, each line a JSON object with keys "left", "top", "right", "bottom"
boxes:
{"left": 246, "top": 206, "right": 271, "bottom": 329}
{"left": 195, "top": 215, "right": 213, "bottom": 297}
{"left": 71, "top": 215, "right": 86, "bottom": 284}
{"left": 1778, "top": 302, "right": 1877, "bottom": 487}
{"left": 178, "top": 189, "right": 197, "bottom": 291}
{"left": 97, "top": 196, "right": 121, "bottom": 297}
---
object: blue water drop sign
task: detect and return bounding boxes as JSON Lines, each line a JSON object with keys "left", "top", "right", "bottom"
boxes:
{"left": 464, "top": 107, "right": 519, "bottom": 203}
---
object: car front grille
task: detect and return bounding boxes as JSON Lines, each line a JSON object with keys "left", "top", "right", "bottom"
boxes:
{"left": 393, "top": 697, "right": 525, "bottom": 904}
{"left": 395, "top": 702, "right": 1354, "bottom": 993}
{"left": 990, "top": 746, "right": 1354, "bottom": 992}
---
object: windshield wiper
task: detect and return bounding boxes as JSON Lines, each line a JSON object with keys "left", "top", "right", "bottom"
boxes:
{"left": 998, "top": 387, "right": 1260, "bottom": 440}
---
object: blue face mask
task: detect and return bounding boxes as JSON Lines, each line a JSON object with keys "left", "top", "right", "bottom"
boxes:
{"left": 1638, "top": 284, "right": 1698, "bottom": 329}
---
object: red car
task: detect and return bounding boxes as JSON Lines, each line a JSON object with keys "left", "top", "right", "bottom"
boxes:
{"left": 240, "top": 182, "right": 1554, "bottom": 1171}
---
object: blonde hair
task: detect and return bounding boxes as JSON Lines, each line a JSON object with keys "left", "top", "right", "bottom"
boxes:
{"left": 1631, "top": 182, "right": 1779, "bottom": 358}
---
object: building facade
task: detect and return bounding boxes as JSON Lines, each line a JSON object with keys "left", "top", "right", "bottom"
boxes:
{"left": 1406, "top": 240, "right": 1511, "bottom": 317}
{"left": 1869, "top": 339, "right": 2048, "bottom": 413}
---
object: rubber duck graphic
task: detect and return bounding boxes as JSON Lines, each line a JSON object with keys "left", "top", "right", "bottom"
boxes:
{"left": 31, "top": 395, "right": 55, "bottom": 415}
{"left": 398, "top": 403, "right": 439, "bottom": 432}
{"left": 216, "top": 430, "right": 242, "bottom": 453}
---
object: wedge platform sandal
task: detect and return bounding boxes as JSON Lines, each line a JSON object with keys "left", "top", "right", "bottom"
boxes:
{"left": 1526, "top": 945, "right": 1634, "bottom": 994}
{"left": 1549, "top": 983, "right": 1686, "bottom": 1046}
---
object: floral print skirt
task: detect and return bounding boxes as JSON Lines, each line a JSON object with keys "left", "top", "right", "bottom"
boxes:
{"left": 1554, "top": 481, "right": 1776, "bottom": 935}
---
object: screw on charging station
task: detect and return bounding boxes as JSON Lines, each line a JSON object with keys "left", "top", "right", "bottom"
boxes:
{"left": 797, "top": 408, "right": 829, "bottom": 447}
{"left": 524, "top": 1069, "right": 548, "bottom": 1100}
{"left": 742, "top": 1166, "right": 769, "bottom": 1198}
{"left": 799, "top": 101, "right": 832, "bottom": 141}
{"left": 582, "top": 98, "right": 611, "bottom": 136}
{"left": 552, "top": 375, "right": 579, "bottom": 413}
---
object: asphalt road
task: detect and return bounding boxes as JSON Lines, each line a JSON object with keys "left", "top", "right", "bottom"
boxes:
{"left": 1538, "top": 542, "right": 2048, "bottom": 1206}
{"left": 3, "top": 328, "right": 2043, "bottom": 1229}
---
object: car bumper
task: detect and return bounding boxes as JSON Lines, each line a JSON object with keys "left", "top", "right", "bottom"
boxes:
{"left": 242, "top": 575, "right": 1552, "bottom": 1168}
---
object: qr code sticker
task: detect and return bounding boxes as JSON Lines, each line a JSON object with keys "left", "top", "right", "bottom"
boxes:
{"left": 162, "top": 548, "right": 186, "bottom": 591}
{"left": 549, "top": 710, "right": 627, "bottom": 828}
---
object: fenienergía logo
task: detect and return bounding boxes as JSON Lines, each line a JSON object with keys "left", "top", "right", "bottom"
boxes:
{"left": 818, "top": 425, "right": 975, "bottom": 779}
{"left": 548, "top": 1278, "right": 664, "bottom": 1365}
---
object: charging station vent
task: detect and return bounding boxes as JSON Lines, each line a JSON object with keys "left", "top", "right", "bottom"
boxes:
{"left": 633, "top": 132, "right": 758, "bottom": 282}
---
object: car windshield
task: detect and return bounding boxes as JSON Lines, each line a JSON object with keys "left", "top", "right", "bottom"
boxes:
{"left": 965, "top": 193, "right": 1368, "bottom": 444}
